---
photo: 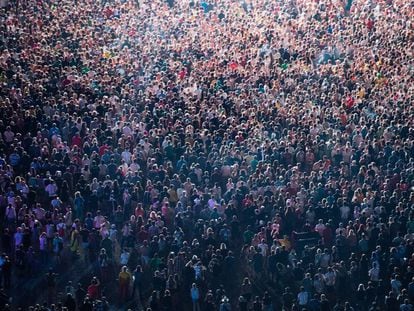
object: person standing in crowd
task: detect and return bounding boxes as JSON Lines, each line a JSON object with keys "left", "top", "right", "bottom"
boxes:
{"left": 191, "top": 283, "right": 201, "bottom": 311}
{"left": 0, "top": 0, "right": 413, "bottom": 310}
{"left": 118, "top": 266, "right": 132, "bottom": 302}
{"left": 46, "top": 269, "right": 58, "bottom": 305}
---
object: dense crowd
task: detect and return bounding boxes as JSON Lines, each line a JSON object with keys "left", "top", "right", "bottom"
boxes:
{"left": 0, "top": 0, "right": 413, "bottom": 310}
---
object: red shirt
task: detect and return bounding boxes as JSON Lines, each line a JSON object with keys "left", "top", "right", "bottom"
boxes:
{"left": 103, "top": 7, "right": 113, "bottom": 18}
{"left": 71, "top": 135, "right": 82, "bottom": 148}
{"left": 340, "top": 113, "right": 347, "bottom": 125}
{"left": 229, "top": 62, "right": 238, "bottom": 70}
{"left": 99, "top": 144, "right": 109, "bottom": 156}
{"left": 322, "top": 226, "right": 333, "bottom": 246}
{"left": 345, "top": 96, "right": 354, "bottom": 109}
{"left": 137, "top": 230, "right": 149, "bottom": 244}
{"left": 87, "top": 284, "right": 100, "bottom": 300}
{"left": 178, "top": 69, "right": 186, "bottom": 80}
{"left": 135, "top": 207, "right": 145, "bottom": 218}
{"left": 366, "top": 19, "right": 374, "bottom": 30}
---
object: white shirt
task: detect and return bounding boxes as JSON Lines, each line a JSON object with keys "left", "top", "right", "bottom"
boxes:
{"left": 14, "top": 232, "right": 23, "bottom": 247}
{"left": 315, "top": 223, "right": 326, "bottom": 235}
{"left": 258, "top": 243, "right": 269, "bottom": 257}
{"left": 122, "top": 126, "right": 132, "bottom": 137}
{"left": 298, "top": 291, "right": 309, "bottom": 305}
{"left": 39, "top": 236, "right": 48, "bottom": 250}
{"left": 45, "top": 183, "right": 58, "bottom": 197}
{"left": 5, "top": 206, "right": 16, "bottom": 220}
{"left": 391, "top": 279, "right": 402, "bottom": 294}
{"left": 120, "top": 252, "right": 130, "bottom": 265}
{"left": 129, "top": 162, "right": 140, "bottom": 173}
{"left": 3, "top": 130, "right": 14, "bottom": 142}
{"left": 94, "top": 215, "right": 105, "bottom": 229}
{"left": 369, "top": 267, "right": 380, "bottom": 281}
{"left": 340, "top": 205, "right": 350, "bottom": 220}
{"left": 324, "top": 271, "right": 336, "bottom": 286}
{"left": 121, "top": 150, "right": 132, "bottom": 164}
{"left": 208, "top": 198, "right": 217, "bottom": 210}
